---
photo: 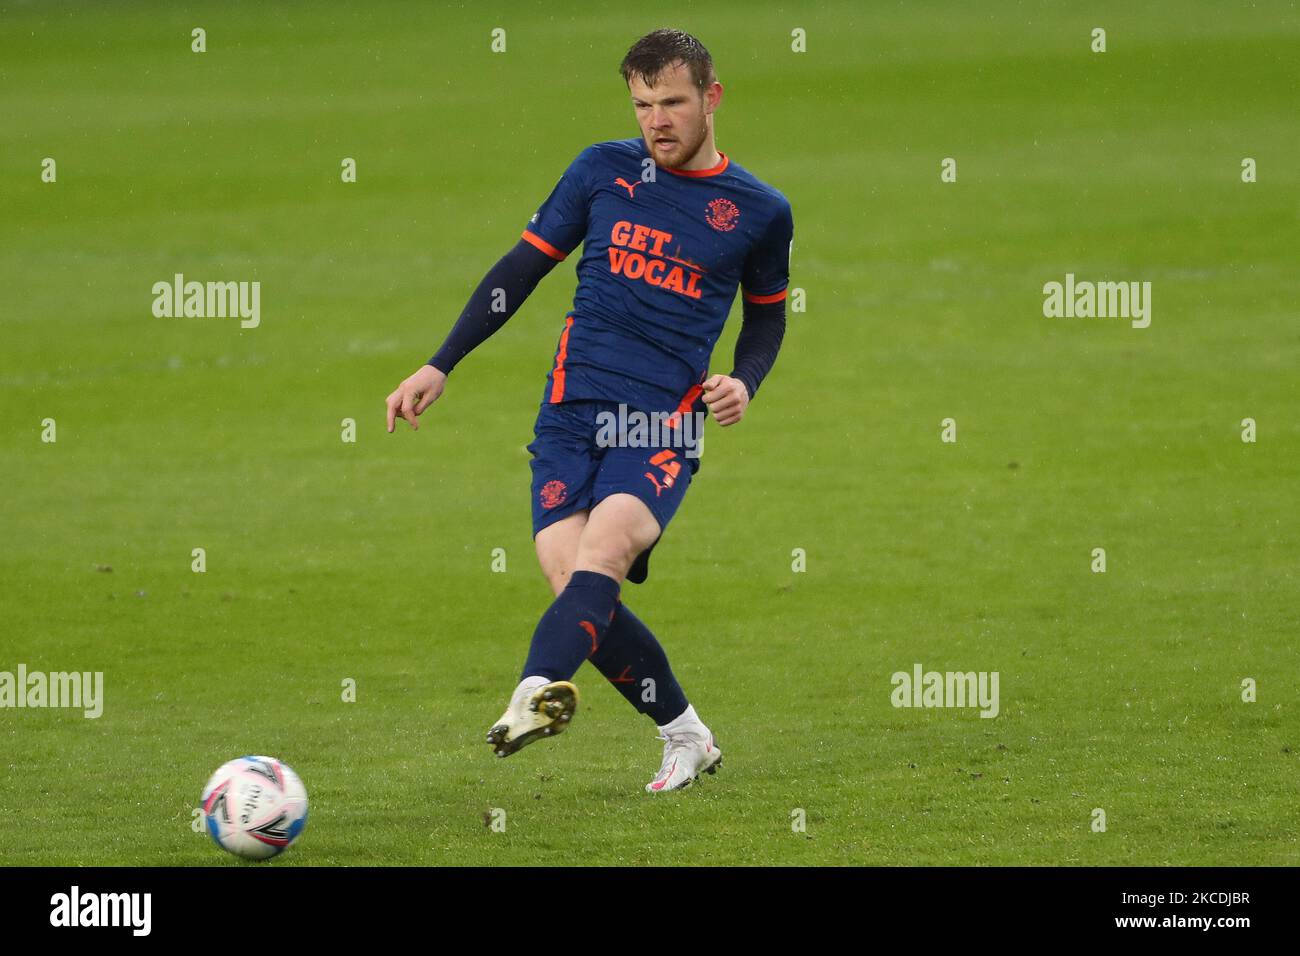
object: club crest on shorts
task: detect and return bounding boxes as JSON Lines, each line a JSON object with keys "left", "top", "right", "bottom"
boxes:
{"left": 705, "top": 197, "right": 739, "bottom": 232}
{"left": 539, "top": 479, "right": 568, "bottom": 510}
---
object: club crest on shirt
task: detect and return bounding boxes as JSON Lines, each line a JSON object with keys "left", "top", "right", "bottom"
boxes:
{"left": 705, "top": 198, "right": 739, "bottom": 232}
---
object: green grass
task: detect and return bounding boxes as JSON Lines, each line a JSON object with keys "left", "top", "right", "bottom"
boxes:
{"left": 1, "top": 0, "right": 1298, "bottom": 865}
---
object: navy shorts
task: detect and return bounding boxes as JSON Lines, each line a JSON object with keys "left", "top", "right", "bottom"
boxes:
{"left": 528, "top": 400, "right": 701, "bottom": 538}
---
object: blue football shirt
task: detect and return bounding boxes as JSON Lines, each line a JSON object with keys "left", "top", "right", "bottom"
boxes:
{"left": 522, "top": 138, "right": 793, "bottom": 415}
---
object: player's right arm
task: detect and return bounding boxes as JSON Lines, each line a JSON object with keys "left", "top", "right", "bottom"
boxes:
{"left": 385, "top": 147, "right": 596, "bottom": 433}
{"left": 385, "top": 239, "right": 559, "bottom": 432}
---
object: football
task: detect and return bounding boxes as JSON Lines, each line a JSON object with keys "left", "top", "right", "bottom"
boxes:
{"left": 200, "top": 756, "right": 309, "bottom": 860}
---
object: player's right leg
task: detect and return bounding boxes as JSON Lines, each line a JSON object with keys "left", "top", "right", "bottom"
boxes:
{"left": 492, "top": 490, "right": 667, "bottom": 759}
{"left": 527, "top": 428, "right": 721, "bottom": 790}
{"left": 513, "top": 493, "right": 657, "bottom": 696}
{"left": 533, "top": 505, "right": 693, "bottom": 735}
{"left": 485, "top": 675, "right": 580, "bottom": 758}
{"left": 485, "top": 405, "right": 596, "bottom": 758}
{"left": 535, "top": 509, "right": 587, "bottom": 597}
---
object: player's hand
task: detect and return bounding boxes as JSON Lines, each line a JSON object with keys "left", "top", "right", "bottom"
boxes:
{"left": 385, "top": 364, "right": 447, "bottom": 433}
{"left": 701, "top": 373, "right": 750, "bottom": 427}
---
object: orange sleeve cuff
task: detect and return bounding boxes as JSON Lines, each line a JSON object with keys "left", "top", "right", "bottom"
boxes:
{"left": 522, "top": 230, "right": 568, "bottom": 262}
{"left": 742, "top": 287, "right": 788, "bottom": 305}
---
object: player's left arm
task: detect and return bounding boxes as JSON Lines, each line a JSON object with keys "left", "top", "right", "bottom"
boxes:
{"left": 703, "top": 198, "right": 794, "bottom": 427}
{"left": 702, "top": 298, "right": 785, "bottom": 426}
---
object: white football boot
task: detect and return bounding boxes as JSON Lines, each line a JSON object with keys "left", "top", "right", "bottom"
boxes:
{"left": 486, "top": 678, "right": 579, "bottom": 758}
{"left": 645, "top": 719, "right": 722, "bottom": 793}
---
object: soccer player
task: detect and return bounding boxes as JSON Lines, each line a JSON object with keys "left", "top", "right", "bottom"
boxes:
{"left": 385, "top": 29, "right": 792, "bottom": 792}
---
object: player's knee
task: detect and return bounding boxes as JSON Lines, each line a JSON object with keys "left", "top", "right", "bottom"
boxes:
{"left": 577, "top": 553, "right": 627, "bottom": 581}
{"left": 574, "top": 494, "right": 659, "bottom": 581}
{"left": 574, "top": 529, "right": 645, "bottom": 581}
{"left": 543, "top": 566, "right": 571, "bottom": 596}
{"left": 535, "top": 512, "right": 586, "bottom": 596}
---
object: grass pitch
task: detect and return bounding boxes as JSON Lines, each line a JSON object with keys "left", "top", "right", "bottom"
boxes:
{"left": 1, "top": 0, "right": 1297, "bottom": 865}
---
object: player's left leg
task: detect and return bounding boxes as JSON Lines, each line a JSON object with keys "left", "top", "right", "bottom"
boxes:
{"left": 589, "top": 601, "right": 720, "bottom": 792}
{"left": 584, "top": 449, "right": 721, "bottom": 792}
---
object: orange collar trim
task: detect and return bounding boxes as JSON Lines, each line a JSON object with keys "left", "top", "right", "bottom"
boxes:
{"left": 662, "top": 151, "right": 729, "bottom": 178}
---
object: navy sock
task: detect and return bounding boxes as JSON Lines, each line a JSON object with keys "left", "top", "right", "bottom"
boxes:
{"left": 588, "top": 602, "right": 689, "bottom": 725}
{"left": 521, "top": 570, "right": 621, "bottom": 682}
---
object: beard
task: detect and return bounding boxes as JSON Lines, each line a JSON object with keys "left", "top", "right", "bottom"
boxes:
{"left": 647, "top": 115, "right": 709, "bottom": 168}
